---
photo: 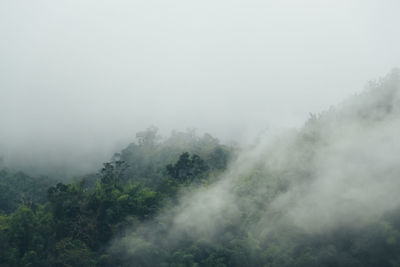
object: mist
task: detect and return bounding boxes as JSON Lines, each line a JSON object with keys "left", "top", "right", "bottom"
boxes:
{"left": 109, "top": 69, "right": 400, "bottom": 265}
{"left": 1, "top": 0, "right": 400, "bottom": 177}
{"left": 2, "top": 1, "right": 400, "bottom": 266}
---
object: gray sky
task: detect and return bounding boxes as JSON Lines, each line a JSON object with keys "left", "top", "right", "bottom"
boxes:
{"left": 1, "top": 0, "right": 400, "bottom": 173}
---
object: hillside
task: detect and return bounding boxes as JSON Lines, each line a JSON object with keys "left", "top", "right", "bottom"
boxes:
{"left": 1, "top": 70, "right": 400, "bottom": 266}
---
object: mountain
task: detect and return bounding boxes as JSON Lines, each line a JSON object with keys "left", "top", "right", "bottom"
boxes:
{"left": 1, "top": 70, "right": 400, "bottom": 266}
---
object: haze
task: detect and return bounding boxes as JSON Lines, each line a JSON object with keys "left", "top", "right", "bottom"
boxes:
{"left": 1, "top": 0, "right": 399, "bottom": 176}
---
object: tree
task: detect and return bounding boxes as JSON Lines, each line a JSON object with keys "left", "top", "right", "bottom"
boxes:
{"left": 166, "top": 152, "right": 209, "bottom": 183}
{"left": 136, "top": 126, "right": 161, "bottom": 147}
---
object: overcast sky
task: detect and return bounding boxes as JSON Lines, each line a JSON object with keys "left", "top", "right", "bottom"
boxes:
{"left": 1, "top": 0, "right": 400, "bottom": 172}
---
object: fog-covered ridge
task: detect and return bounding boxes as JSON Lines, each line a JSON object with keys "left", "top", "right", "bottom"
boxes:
{"left": 2, "top": 70, "right": 400, "bottom": 266}
{"left": 2, "top": 0, "right": 400, "bottom": 181}
{"left": 109, "top": 69, "right": 400, "bottom": 265}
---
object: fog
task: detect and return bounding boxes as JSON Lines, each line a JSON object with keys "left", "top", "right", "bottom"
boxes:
{"left": 1, "top": 0, "right": 400, "bottom": 176}
{"left": 110, "top": 70, "right": 400, "bottom": 263}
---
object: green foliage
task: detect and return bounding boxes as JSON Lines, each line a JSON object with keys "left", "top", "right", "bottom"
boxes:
{"left": 166, "top": 152, "right": 209, "bottom": 183}
{"left": 117, "top": 128, "right": 233, "bottom": 187}
{"left": 4, "top": 125, "right": 400, "bottom": 267}
{"left": 0, "top": 130, "right": 234, "bottom": 266}
{"left": 0, "top": 169, "right": 54, "bottom": 214}
{"left": 51, "top": 238, "right": 96, "bottom": 267}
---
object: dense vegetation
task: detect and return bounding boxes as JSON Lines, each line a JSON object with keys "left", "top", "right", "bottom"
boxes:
{"left": 1, "top": 71, "right": 400, "bottom": 266}
{"left": 0, "top": 130, "right": 234, "bottom": 266}
{"left": 0, "top": 170, "right": 54, "bottom": 214}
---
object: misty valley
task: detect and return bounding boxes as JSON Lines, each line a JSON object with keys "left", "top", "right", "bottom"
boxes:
{"left": 1, "top": 71, "right": 400, "bottom": 266}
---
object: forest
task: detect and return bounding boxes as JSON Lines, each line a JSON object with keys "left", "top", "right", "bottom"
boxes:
{"left": 1, "top": 71, "right": 400, "bottom": 267}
